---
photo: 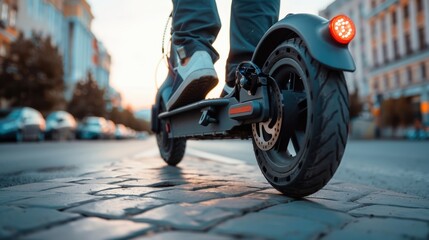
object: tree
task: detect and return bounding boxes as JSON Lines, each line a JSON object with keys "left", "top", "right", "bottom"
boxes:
{"left": 67, "top": 72, "right": 106, "bottom": 119}
{"left": 0, "top": 34, "right": 65, "bottom": 115}
{"left": 107, "top": 106, "right": 151, "bottom": 132}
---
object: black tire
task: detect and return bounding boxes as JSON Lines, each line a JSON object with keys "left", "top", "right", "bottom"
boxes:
{"left": 253, "top": 38, "right": 349, "bottom": 198}
{"left": 156, "top": 101, "right": 186, "bottom": 166}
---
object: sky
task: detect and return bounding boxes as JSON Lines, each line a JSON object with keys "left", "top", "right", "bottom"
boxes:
{"left": 87, "top": 0, "right": 336, "bottom": 110}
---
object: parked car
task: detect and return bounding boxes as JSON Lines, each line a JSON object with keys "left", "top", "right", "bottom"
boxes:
{"left": 45, "top": 111, "right": 77, "bottom": 141}
{"left": 0, "top": 107, "right": 45, "bottom": 142}
{"left": 76, "top": 116, "right": 109, "bottom": 140}
{"left": 115, "top": 124, "right": 128, "bottom": 140}
{"left": 106, "top": 120, "right": 116, "bottom": 139}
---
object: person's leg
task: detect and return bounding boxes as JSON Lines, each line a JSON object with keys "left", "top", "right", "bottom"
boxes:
{"left": 225, "top": 0, "right": 280, "bottom": 91}
{"left": 172, "top": 0, "right": 221, "bottom": 63}
{"left": 167, "top": 0, "right": 222, "bottom": 110}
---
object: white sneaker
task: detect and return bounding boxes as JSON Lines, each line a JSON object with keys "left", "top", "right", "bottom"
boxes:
{"left": 167, "top": 51, "right": 218, "bottom": 110}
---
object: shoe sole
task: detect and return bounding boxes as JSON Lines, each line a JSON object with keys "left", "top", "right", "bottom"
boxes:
{"left": 167, "top": 69, "right": 218, "bottom": 110}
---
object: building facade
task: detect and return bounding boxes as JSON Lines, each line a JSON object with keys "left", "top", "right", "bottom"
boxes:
{"left": 321, "top": 0, "right": 429, "bottom": 132}
{"left": 367, "top": 0, "right": 429, "bottom": 129}
{"left": 15, "top": 0, "right": 111, "bottom": 100}
{"left": 0, "top": 0, "right": 18, "bottom": 59}
{"left": 93, "top": 39, "right": 111, "bottom": 90}
{"left": 16, "top": 0, "right": 66, "bottom": 54}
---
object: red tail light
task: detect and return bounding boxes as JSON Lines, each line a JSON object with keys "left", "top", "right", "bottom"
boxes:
{"left": 329, "top": 15, "right": 356, "bottom": 44}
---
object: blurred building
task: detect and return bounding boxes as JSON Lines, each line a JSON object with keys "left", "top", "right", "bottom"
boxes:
{"left": 63, "top": 0, "right": 95, "bottom": 99}
{"left": 367, "top": 0, "right": 429, "bottom": 129}
{"left": 16, "top": 0, "right": 66, "bottom": 54}
{"left": 0, "top": 0, "right": 18, "bottom": 59}
{"left": 93, "top": 39, "right": 111, "bottom": 89}
{"left": 14, "top": 0, "right": 112, "bottom": 100}
{"left": 321, "top": 0, "right": 429, "bottom": 131}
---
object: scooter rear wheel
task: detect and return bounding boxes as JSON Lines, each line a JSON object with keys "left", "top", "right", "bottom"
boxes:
{"left": 253, "top": 38, "right": 349, "bottom": 198}
{"left": 156, "top": 101, "right": 186, "bottom": 166}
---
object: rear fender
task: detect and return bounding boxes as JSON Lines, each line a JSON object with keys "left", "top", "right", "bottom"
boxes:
{"left": 252, "top": 13, "right": 356, "bottom": 72}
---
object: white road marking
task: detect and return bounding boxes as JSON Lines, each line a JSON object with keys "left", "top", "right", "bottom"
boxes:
{"left": 132, "top": 148, "right": 160, "bottom": 159}
{"left": 186, "top": 148, "right": 244, "bottom": 165}
{"left": 132, "top": 147, "right": 245, "bottom": 165}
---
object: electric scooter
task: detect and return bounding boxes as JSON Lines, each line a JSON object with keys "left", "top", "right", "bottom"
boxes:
{"left": 151, "top": 13, "right": 356, "bottom": 197}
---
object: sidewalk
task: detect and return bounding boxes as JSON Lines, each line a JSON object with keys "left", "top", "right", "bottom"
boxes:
{"left": 0, "top": 153, "right": 428, "bottom": 240}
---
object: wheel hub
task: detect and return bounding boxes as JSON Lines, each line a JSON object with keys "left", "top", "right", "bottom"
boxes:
{"left": 252, "top": 81, "right": 283, "bottom": 151}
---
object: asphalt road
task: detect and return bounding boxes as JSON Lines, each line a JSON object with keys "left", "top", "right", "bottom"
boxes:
{"left": 1, "top": 137, "right": 428, "bottom": 198}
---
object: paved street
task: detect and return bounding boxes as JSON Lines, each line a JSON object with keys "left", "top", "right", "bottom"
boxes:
{"left": 0, "top": 138, "right": 428, "bottom": 239}
{"left": 188, "top": 139, "right": 429, "bottom": 198}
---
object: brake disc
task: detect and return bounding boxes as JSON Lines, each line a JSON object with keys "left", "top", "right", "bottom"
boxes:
{"left": 252, "top": 81, "right": 283, "bottom": 151}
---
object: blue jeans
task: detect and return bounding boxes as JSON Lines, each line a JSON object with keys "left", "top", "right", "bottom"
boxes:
{"left": 172, "top": 0, "right": 280, "bottom": 86}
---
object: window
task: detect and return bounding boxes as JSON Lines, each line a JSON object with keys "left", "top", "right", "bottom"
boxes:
{"left": 1, "top": 3, "right": 8, "bottom": 23}
{"left": 373, "top": 78, "right": 380, "bottom": 91}
{"left": 422, "top": 63, "right": 427, "bottom": 80}
{"left": 417, "top": 0, "right": 423, "bottom": 13}
{"left": 418, "top": 27, "right": 426, "bottom": 50}
{"left": 403, "top": 4, "right": 409, "bottom": 19}
{"left": 395, "top": 71, "right": 401, "bottom": 87}
{"left": 405, "top": 33, "right": 412, "bottom": 54}
{"left": 382, "top": 44, "right": 388, "bottom": 63}
{"left": 393, "top": 39, "right": 399, "bottom": 59}
{"left": 385, "top": 75, "right": 391, "bottom": 90}
{"left": 373, "top": 48, "right": 378, "bottom": 67}
{"left": 371, "top": 0, "right": 377, "bottom": 9}
{"left": 407, "top": 67, "right": 413, "bottom": 84}
{"left": 392, "top": 10, "right": 397, "bottom": 25}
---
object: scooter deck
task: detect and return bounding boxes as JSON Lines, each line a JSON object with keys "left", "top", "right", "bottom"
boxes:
{"left": 159, "top": 98, "right": 230, "bottom": 119}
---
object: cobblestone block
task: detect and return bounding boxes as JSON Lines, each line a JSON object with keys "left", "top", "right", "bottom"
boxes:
{"left": 349, "top": 205, "right": 429, "bottom": 221}
{"left": 198, "top": 185, "right": 260, "bottom": 197}
{"left": 45, "top": 177, "right": 93, "bottom": 183}
{"left": 323, "top": 217, "right": 429, "bottom": 240}
{"left": 244, "top": 192, "right": 293, "bottom": 205}
{"left": 68, "top": 196, "right": 170, "bottom": 218}
{"left": 324, "top": 182, "right": 379, "bottom": 195}
{"left": 301, "top": 198, "right": 361, "bottom": 212}
{"left": 44, "top": 183, "right": 119, "bottom": 194}
{"left": 140, "top": 231, "right": 231, "bottom": 240}
{"left": 10, "top": 193, "right": 101, "bottom": 209}
{"left": 22, "top": 217, "right": 154, "bottom": 240}
{"left": 119, "top": 179, "right": 188, "bottom": 188}
{"left": 213, "top": 212, "right": 327, "bottom": 240}
{"left": 260, "top": 201, "right": 355, "bottom": 227}
{"left": 144, "top": 189, "right": 220, "bottom": 203}
{"left": 94, "top": 187, "right": 164, "bottom": 196}
{"left": 0, "top": 206, "right": 79, "bottom": 237}
{"left": 0, "top": 191, "right": 33, "bottom": 204}
{"left": 307, "top": 189, "right": 366, "bottom": 202}
{"left": 79, "top": 170, "right": 129, "bottom": 178}
{"left": 76, "top": 177, "right": 129, "bottom": 184}
{"left": 133, "top": 203, "right": 236, "bottom": 230}
{"left": 356, "top": 193, "right": 429, "bottom": 208}
{"left": 377, "top": 190, "right": 422, "bottom": 199}
{"left": 0, "top": 182, "right": 75, "bottom": 192}
{"left": 198, "top": 197, "right": 266, "bottom": 212}
{"left": 322, "top": 227, "right": 403, "bottom": 240}
{"left": 176, "top": 183, "right": 221, "bottom": 191}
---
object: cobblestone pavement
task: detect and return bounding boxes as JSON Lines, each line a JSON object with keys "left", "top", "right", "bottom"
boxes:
{"left": 1, "top": 154, "right": 428, "bottom": 240}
